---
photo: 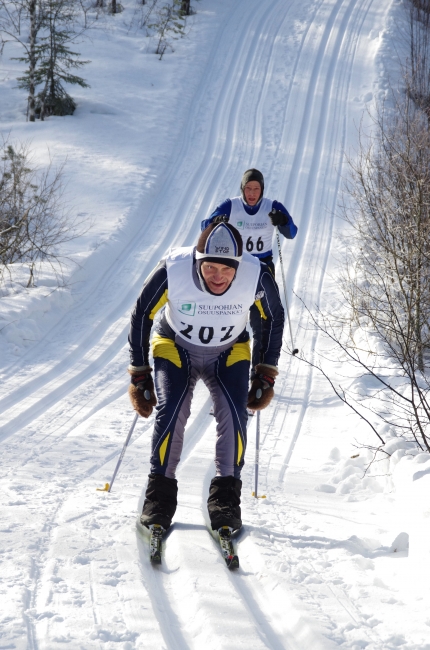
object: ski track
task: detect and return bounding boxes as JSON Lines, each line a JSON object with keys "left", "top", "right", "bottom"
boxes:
{"left": 265, "top": 0, "right": 376, "bottom": 485}
{"left": 0, "top": 0, "right": 290, "bottom": 439}
{"left": 0, "top": 0, "right": 393, "bottom": 648}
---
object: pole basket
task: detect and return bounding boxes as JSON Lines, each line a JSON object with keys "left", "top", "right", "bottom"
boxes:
{"left": 96, "top": 483, "right": 110, "bottom": 492}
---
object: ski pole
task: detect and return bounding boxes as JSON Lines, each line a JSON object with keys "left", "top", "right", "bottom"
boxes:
{"left": 276, "top": 227, "right": 298, "bottom": 355}
{"left": 97, "top": 412, "right": 139, "bottom": 493}
{"left": 252, "top": 411, "right": 266, "bottom": 499}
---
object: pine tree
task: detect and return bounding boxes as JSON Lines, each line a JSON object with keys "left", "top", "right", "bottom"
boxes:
{"left": 16, "top": 0, "right": 90, "bottom": 119}
{"left": 2, "top": 0, "right": 45, "bottom": 121}
{"left": 149, "top": 0, "right": 186, "bottom": 59}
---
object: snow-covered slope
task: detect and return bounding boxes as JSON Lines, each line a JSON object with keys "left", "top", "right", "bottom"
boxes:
{"left": 2, "top": 0, "right": 430, "bottom": 648}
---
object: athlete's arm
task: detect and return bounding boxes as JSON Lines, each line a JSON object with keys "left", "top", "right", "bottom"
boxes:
{"left": 128, "top": 260, "right": 168, "bottom": 367}
{"left": 200, "top": 199, "right": 232, "bottom": 230}
{"left": 252, "top": 265, "right": 285, "bottom": 367}
{"left": 271, "top": 200, "right": 298, "bottom": 239}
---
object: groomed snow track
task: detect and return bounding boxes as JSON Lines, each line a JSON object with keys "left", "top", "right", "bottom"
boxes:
{"left": 0, "top": 0, "right": 392, "bottom": 648}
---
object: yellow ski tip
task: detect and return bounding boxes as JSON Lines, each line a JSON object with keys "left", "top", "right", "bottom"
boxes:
{"left": 96, "top": 483, "right": 110, "bottom": 492}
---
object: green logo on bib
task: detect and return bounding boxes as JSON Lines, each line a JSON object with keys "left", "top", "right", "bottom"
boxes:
{"left": 236, "top": 220, "right": 244, "bottom": 229}
{"left": 179, "top": 302, "right": 196, "bottom": 315}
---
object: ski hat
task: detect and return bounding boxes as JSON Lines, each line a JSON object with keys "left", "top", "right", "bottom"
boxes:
{"left": 196, "top": 223, "right": 243, "bottom": 270}
{"left": 240, "top": 168, "right": 264, "bottom": 201}
{"left": 195, "top": 223, "right": 243, "bottom": 295}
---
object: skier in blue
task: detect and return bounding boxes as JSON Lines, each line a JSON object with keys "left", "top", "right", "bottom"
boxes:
{"left": 128, "top": 223, "right": 284, "bottom": 540}
{"left": 201, "top": 168, "right": 297, "bottom": 370}
{"left": 201, "top": 168, "right": 297, "bottom": 276}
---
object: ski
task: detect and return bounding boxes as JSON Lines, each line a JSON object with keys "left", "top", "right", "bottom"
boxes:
{"left": 139, "top": 520, "right": 239, "bottom": 568}
{"left": 218, "top": 526, "right": 239, "bottom": 569}
{"left": 149, "top": 524, "right": 164, "bottom": 564}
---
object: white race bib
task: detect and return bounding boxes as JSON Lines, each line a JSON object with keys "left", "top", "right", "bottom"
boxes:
{"left": 165, "top": 247, "right": 260, "bottom": 347}
{"left": 229, "top": 197, "right": 274, "bottom": 256}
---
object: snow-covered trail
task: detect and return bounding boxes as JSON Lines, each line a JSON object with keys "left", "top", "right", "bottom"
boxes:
{"left": 0, "top": 0, "right": 398, "bottom": 648}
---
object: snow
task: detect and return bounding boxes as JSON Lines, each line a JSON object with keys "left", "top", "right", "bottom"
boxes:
{"left": 1, "top": 0, "right": 429, "bottom": 648}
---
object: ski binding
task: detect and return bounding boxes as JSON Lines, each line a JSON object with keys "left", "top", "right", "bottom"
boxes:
{"left": 149, "top": 524, "right": 164, "bottom": 564}
{"left": 218, "top": 526, "right": 239, "bottom": 569}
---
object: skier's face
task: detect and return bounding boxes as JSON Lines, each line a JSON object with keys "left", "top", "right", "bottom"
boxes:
{"left": 243, "top": 181, "right": 262, "bottom": 206}
{"left": 200, "top": 262, "right": 236, "bottom": 294}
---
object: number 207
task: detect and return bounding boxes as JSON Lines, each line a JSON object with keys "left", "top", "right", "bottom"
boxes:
{"left": 179, "top": 323, "right": 234, "bottom": 344}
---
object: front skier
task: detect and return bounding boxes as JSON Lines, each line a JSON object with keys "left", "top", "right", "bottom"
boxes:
{"left": 201, "top": 169, "right": 297, "bottom": 369}
{"left": 128, "top": 223, "right": 284, "bottom": 556}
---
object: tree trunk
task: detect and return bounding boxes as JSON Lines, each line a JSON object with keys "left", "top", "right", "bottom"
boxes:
{"left": 181, "top": 0, "right": 190, "bottom": 15}
{"left": 28, "top": 0, "right": 37, "bottom": 122}
{"left": 39, "top": 78, "right": 49, "bottom": 121}
{"left": 112, "top": 0, "right": 117, "bottom": 13}
{"left": 415, "top": 189, "right": 425, "bottom": 373}
{"left": 26, "top": 262, "right": 35, "bottom": 287}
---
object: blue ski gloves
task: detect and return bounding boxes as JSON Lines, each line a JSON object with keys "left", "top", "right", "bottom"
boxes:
{"left": 268, "top": 208, "right": 287, "bottom": 227}
{"left": 128, "top": 365, "right": 157, "bottom": 418}
{"left": 247, "top": 363, "right": 278, "bottom": 411}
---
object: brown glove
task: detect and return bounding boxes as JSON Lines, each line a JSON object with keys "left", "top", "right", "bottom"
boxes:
{"left": 247, "top": 364, "right": 278, "bottom": 411}
{"left": 128, "top": 366, "right": 157, "bottom": 418}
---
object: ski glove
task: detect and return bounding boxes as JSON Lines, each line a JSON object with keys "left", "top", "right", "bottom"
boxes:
{"left": 212, "top": 214, "right": 229, "bottom": 224}
{"left": 268, "top": 208, "right": 287, "bottom": 227}
{"left": 128, "top": 366, "right": 157, "bottom": 418}
{"left": 247, "top": 364, "right": 278, "bottom": 411}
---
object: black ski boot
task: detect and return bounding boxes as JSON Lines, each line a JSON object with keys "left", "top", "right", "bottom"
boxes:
{"left": 140, "top": 473, "right": 178, "bottom": 531}
{"left": 207, "top": 475, "right": 242, "bottom": 531}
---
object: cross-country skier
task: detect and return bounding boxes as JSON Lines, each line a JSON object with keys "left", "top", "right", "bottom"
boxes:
{"left": 201, "top": 168, "right": 297, "bottom": 275}
{"left": 201, "top": 168, "right": 297, "bottom": 370}
{"left": 128, "top": 222, "right": 284, "bottom": 538}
